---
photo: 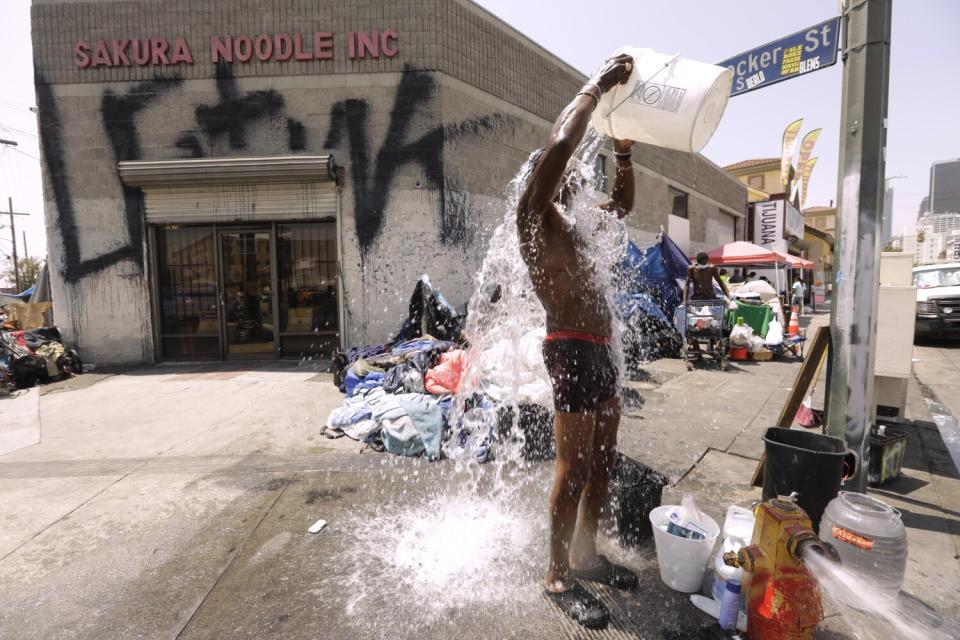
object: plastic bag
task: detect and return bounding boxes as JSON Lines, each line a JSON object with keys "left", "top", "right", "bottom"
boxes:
{"left": 748, "top": 335, "right": 766, "bottom": 353}
{"left": 765, "top": 319, "right": 784, "bottom": 345}
{"left": 795, "top": 393, "right": 824, "bottom": 428}
{"left": 729, "top": 323, "right": 754, "bottom": 347}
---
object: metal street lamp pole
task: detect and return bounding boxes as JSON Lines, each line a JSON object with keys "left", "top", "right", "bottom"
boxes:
{"left": 826, "top": 0, "right": 893, "bottom": 492}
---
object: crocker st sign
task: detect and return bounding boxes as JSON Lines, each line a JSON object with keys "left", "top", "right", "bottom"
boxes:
{"left": 73, "top": 30, "right": 399, "bottom": 68}
{"left": 717, "top": 17, "right": 841, "bottom": 97}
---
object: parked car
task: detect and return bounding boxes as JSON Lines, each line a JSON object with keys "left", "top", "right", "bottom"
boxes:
{"left": 914, "top": 262, "right": 960, "bottom": 339}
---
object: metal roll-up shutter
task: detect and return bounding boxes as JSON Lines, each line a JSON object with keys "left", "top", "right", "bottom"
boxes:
{"left": 117, "top": 155, "right": 339, "bottom": 224}
{"left": 141, "top": 182, "right": 336, "bottom": 223}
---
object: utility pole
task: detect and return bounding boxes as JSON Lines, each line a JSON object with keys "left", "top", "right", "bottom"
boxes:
{"left": 826, "top": 0, "right": 892, "bottom": 492}
{"left": 9, "top": 198, "right": 20, "bottom": 291}
{"left": 5, "top": 198, "right": 30, "bottom": 292}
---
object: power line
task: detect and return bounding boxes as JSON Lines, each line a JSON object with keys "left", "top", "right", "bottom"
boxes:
{"left": 13, "top": 148, "right": 40, "bottom": 162}
{"left": 0, "top": 123, "right": 38, "bottom": 139}
{"left": 0, "top": 96, "right": 34, "bottom": 109}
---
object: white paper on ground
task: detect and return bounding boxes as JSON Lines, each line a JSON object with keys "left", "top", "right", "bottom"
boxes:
{"left": 308, "top": 519, "right": 327, "bottom": 534}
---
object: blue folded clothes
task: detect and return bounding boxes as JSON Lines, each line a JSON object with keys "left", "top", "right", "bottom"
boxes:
{"left": 347, "top": 371, "right": 384, "bottom": 397}
{"left": 327, "top": 394, "right": 373, "bottom": 428}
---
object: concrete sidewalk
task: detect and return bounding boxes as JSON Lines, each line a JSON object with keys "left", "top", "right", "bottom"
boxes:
{"left": 0, "top": 316, "right": 958, "bottom": 639}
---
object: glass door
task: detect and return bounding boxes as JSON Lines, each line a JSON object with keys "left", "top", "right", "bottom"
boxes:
{"left": 155, "top": 226, "right": 220, "bottom": 359}
{"left": 219, "top": 229, "right": 277, "bottom": 357}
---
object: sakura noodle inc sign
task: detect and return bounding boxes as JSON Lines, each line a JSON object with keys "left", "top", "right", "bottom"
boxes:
{"left": 73, "top": 29, "right": 399, "bottom": 68}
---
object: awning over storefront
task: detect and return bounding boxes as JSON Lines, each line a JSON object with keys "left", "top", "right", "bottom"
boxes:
{"left": 775, "top": 251, "right": 815, "bottom": 269}
{"left": 118, "top": 155, "right": 338, "bottom": 186}
{"left": 699, "top": 241, "right": 787, "bottom": 266}
{"left": 118, "top": 155, "right": 339, "bottom": 224}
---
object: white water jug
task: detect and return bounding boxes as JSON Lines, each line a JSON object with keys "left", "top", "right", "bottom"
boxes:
{"left": 592, "top": 47, "right": 733, "bottom": 153}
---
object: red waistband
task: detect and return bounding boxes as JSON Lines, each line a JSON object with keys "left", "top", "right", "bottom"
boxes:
{"left": 545, "top": 330, "right": 611, "bottom": 345}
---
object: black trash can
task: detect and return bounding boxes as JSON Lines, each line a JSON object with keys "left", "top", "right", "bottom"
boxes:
{"left": 762, "top": 427, "right": 849, "bottom": 531}
{"left": 601, "top": 454, "right": 669, "bottom": 547}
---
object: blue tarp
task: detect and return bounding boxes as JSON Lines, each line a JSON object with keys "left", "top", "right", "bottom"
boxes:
{"left": 616, "top": 233, "right": 689, "bottom": 320}
{"left": 615, "top": 234, "right": 690, "bottom": 364}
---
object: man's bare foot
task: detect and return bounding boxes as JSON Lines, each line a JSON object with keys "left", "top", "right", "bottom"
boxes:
{"left": 543, "top": 574, "right": 574, "bottom": 593}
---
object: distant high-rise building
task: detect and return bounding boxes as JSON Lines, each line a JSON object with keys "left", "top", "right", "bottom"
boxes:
{"left": 918, "top": 195, "right": 930, "bottom": 220}
{"left": 930, "top": 158, "right": 960, "bottom": 214}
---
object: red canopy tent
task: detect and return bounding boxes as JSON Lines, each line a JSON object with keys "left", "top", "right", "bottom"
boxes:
{"left": 698, "top": 241, "right": 786, "bottom": 266}
{"left": 775, "top": 251, "right": 815, "bottom": 270}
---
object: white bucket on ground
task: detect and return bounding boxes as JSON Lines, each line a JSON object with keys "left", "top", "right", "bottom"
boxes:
{"left": 650, "top": 505, "right": 720, "bottom": 593}
{"left": 591, "top": 47, "right": 733, "bottom": 153}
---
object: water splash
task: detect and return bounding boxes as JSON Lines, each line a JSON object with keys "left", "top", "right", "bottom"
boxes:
{"left": 336, "top": 129, "right": 630, "bottom": 634}
{"left": 805, "top": 551, "right": 958, "bottom": 640}
{"left": 453, "top": 127, "right": 627, "bottom": 461}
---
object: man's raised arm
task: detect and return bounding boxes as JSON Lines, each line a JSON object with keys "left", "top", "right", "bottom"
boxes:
{"left": 518, "top": 55, "right": 633, "bottom": 219}
{"left": 599, "top": 139, "right": 635, "bottom": 219}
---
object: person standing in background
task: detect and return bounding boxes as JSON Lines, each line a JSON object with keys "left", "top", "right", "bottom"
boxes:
{"left": 791, "top": 277, "right": 806, "bottom": 316}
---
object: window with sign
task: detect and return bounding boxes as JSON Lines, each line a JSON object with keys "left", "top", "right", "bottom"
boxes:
{"left": 669, "top": 186, "right": 688, "bottom": 219}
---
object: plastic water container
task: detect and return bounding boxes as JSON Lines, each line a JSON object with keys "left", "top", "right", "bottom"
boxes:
{"left": 712, "top": 505, "right": 756, "bottom": 610}
{"left": 592, "top": 47, "right": 733, "bottom": 153}
{"left": 818, "top": 492, "right": 908, "bottom": 602}
{"left": 650, "top": 505, "right": 720, "bottom": 593}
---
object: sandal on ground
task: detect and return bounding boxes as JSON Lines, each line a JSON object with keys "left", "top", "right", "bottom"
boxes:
{"left": 544, "top": 582, "right": 609, "bottom": 630}
{"left": 571, "top": 555, "right": 639, "bottom": 591}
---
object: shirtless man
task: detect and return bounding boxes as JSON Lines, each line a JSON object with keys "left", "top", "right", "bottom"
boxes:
{"left": 684, "top": 251, "right": 729, "bottom": 303}
{"left": 517, "top": 53, "right": 638, "bottom": 630}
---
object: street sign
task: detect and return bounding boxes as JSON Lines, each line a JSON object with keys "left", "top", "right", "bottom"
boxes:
{"left": 718, "top": 17, "right": 841, "bottom": 97}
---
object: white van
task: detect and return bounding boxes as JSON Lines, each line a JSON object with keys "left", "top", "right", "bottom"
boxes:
{"left": 914, "top": 262, "right": 960, "bottom": 339}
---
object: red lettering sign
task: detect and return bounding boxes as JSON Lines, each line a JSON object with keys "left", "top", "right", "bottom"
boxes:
{"left": 381, "top": 29, "right": 399, "bottom": 58}
{"left": 275, "top": 33, "right": 293, "bottom": 61}
{"left": 210, "top": 35, "right": 232, "bottom": 63}
{"left": 73, "top": 30, "right": 400, "bottom": 68}
{"left": 314, "top": 32, "right": 334, "bottom": 60}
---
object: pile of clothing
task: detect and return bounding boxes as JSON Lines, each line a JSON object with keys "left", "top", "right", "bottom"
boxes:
{"left": 0, "top": 326, "right": 83, "bottom": 391}
{"left": 325, "top": 337, "right": 466, "bottom": 459}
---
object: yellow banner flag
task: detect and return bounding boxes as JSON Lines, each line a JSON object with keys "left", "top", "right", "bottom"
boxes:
{"left": 801, "top": 157, "right": 819, "bottom": 208}
{"left": 792, "top": 128, "right": 823, "bottom": 200}
{"left": 781, "top": 118, "right": 804, "bottom": 191}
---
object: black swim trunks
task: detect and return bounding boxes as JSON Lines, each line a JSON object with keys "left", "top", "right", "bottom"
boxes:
{"left": 542, "top": 331, "right": 619, "bottom": 414}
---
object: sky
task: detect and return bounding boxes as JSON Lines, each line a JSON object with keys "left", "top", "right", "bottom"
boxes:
{"left": 1, "top": 0, "right": 958, "bottom": 276}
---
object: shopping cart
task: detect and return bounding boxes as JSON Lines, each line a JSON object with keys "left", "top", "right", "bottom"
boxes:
{"left": 682, "top": 299, "right": 729, "bottom": 371}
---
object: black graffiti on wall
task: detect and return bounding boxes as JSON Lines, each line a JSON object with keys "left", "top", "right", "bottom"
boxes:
{"left": 324, "top": 65, "right": 513, "bottom": 252}
{"left": 37, "top": 74, "right": 184, "bottom": 282}
{"left": 101, "top": 77, "right": 185, "bottom": 274}
{"left": 37, "top": 64, "right": 513, "bottom": 284}
{"left": 176, "top": 63, "right": 308, "bottom": 157}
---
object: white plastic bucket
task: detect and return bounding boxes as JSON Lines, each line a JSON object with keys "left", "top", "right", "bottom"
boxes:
{"left": 650, "top": 505, "right": 720, "bottom": 593}
{"left": 591, "top": 47, "right": 733, "bottom": 153}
